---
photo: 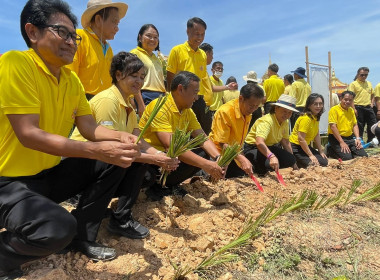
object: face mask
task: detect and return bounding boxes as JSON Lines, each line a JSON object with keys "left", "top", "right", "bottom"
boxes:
{"left": 214, "top": 71, "right": 223, "bottom": 78}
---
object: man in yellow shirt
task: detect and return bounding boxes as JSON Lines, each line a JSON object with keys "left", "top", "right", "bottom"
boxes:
{"left": 166, "top": 17, "right": 213, "bottom": 134}
{"left": 139, "top": 71, "right": 224, "bottom": 200}
{"left": 374, "top": 82, "right": 380, "bottom": 120}
{"left": 263, "top": 63, "right": 285, "bottom": 113}
{"left": 289, "top": 67, "right": 311, "bottom": 127}
{"left": 223, "top": 76, "right": 240, "bottom": 103}
{"left": 348, "top": 67, "right": 377, "bottom": 142}
{"left": 210, "top": 83, "right": 264, "bottom": 178}
{"left": 0, "top": 0, "right": 140, "bottom": 276}
{"left": 327, "top": 91, "right": 367, "bottom": 160}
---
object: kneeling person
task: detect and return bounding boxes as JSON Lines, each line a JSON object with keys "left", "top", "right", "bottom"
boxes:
{"left": 209, "top": 83, "right": 264, "bottom": 178}
{"left": 139, "top": 71, "right": 224, "bottom": 200}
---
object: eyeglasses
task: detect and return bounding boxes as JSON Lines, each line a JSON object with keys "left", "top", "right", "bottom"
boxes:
{"left": 359, "top": 73, "right": 368, "bottom": 77}
{"left": 143, "top": 34, "right": 159, "bottom": 41}
{"left": 43, "top": 25, "right": 82, "bottom": 46}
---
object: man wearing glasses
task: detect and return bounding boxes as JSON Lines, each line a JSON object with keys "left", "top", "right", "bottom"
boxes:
{"left": 348, "top": 67, "right": 377, "bottom": 142}
{"left": 0, "top": 0, "right": 140, "bottom": 278}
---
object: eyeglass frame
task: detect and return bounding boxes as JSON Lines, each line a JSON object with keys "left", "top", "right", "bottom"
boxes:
{"left": 41, "top": 24, "right": 82, "bottom": 46}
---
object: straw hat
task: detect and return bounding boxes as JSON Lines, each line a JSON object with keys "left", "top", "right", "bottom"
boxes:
{"left": 272, "top": 94, "right": 299, "bottom": 112}
{"left": 291, "top": 67, "right": 307, "bottom": 78}
{"left": 81, "top": 0, "right": 128, "bottom": 28}
{"left": 243, "top": 71, "right": 258, "bottom": 83}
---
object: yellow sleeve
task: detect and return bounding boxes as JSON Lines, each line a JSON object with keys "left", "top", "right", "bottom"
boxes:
{"left": 348, "top": 82, "right": 355, "bottom": 92}
{"left": 166, "top": 47, "right": 178, "bottom": 74}
{"left": 328, "top": 107, "right": 338, "bottom": 125}
{"left": 187, "top": 109, "right": 202, "bottom": 131}
{"left": 297, "top": 116, "right": 312, "bottom": 134}
{"left": 211, "top": 110, "right": 231, "bottom": 144}
{"left": 91, "top": 97, "right": 121, "bottom": 130}
{"left": 375, "top": 84, "right": 380, "bottom": 98}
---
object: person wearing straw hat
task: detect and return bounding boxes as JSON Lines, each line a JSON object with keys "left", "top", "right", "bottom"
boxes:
{"left": 289, "top": 66, "right": 311, "bottom": 127}
{"left": 243, "top": 70, "right": 265, "bottom": 130}
{"left": 244, "top": 94, "right": 297, "bottom": 176}
{"left": 263, "top": 63, "right": 285, "bottom": 114}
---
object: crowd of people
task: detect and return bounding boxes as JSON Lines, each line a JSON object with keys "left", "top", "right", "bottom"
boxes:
{"left": 0, "top": 0, "right": 379, "bottom": 278}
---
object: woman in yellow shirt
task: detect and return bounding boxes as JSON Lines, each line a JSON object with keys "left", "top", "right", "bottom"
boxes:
{"left": 289, "top": 93, "right": 328, "bottom": 168}
{"left": 244, "top": 94, "right": 298, "bottom": 176}
{"left": 283, "top": 74, "right": 293, "bottom": 95}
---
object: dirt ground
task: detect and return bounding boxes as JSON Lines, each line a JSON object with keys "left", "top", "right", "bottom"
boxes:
{"left": 18, "top": 154, "right": 380, "bottom": 280}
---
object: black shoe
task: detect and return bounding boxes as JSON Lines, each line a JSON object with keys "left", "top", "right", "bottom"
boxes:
{"left": 171, "top": 185, "right": 188, "bottom": 197}
{"left": 69, "top": 240, "right": 116, "bottom": 261}
{"left": 107, "top": 217, "right": 150, "bottom": 239}
{"left": 0, "top": 268, "right": 23, "bottom": 280}
{"left": 145, "top": 185, "right": 172, "bottom": 201}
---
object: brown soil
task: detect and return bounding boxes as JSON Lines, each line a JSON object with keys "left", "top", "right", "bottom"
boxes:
{"left": 18, "top": 155, "right": 380, "bottom": 280}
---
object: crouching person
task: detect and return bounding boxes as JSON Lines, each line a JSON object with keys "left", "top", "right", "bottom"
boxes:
{"left": 71, "top": 52, "right": 179, "bottom": 239}
{"left": 244, "top": 95, "right": 298, "bottom": 176}
{"left": 0, "top": 1, "right": 140, "bottom": 277}
{"left": 209, "top": 83, "right": 264, "bottom": 178}
{"left": 139, "top": 71, "right": 224, "bottom": 200}
{"left": 327, "top": 90, "right": 368, "bottom": 160}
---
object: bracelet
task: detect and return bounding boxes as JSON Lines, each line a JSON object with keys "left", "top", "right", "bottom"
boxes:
{"left": 267, "top": 152, "right": 274, "bottom": 159}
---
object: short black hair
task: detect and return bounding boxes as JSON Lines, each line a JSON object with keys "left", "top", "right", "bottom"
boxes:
{"left": 110, "top": 52, "right": 144, "bottom": 84}
{"left": 137, "top": 23, "right": 160, "bottom": 51}
{"left": 226, "top": 76, "right": 237, "bottom": 84}
{"left": 304, "top": 93, "right": 325, "bottom": 121}
{"left": 268, "top": 63, "right": 279, "bottom": 73}
{"left": 170, "top": 71, "right": 200, "bottom": 92}
{"left": 341, "top": 90, "right": 356, "bottom": 99}
{"left": 212, "top": 61, "right": 223, "bottom": 69}
{"left": 91, "top": 7, "right": 118, "bottom": 24}
{"left": 21, "top": 0, "right": 77, "bottom": 47}
{"left": 284, "top": 74, "right": 294, "bottom": 84}
{"left": 240, "top": 83, "right": 264, "bottom": 100}
{"left": 187, "top": 17, "right": 207, "bottom": 30}
{"left": 199, "top": 42, "right": 213, "bottom": 53}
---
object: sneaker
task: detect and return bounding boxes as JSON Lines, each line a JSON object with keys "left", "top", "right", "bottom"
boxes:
{"left": 107, "top": 217, "right": 150, "bottom": 239}
{"left": 0, "top": 268, "right": 23, "bottom": 280}
{"left": 145, "top": 184, "right": 172, "bottom": 201}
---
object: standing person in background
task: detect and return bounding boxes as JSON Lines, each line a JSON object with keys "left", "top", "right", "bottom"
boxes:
{"left": 289, "top": 93, "right": 328, "bottom": 168}
{"left": 223, "top": 76, "right": 240, "bottom": 103}
{"left": 243, "top": 71, "right": 265, "bottom": 130}
{"left": 289, "top": 67, "right": 311, "bottom": 128}
{"left": 327, "top": 91, "right": 368, "bottom": 161}
{"left": 283, "top": 74, "right": 294, "bottom": 95}
{"left": 130, "top": 24, "right": 166, "bottom": 106}
{"left": 348, "top": 67, "right": 377, "bottom": 142}
{"left": 166, "top": 17, "right": 213, "bottom": 134}
{"left": 374, "top": 82, "right": 380, "bottom": 120}
{"left": 263, "top": 63, "right": 285, "bottom": 114}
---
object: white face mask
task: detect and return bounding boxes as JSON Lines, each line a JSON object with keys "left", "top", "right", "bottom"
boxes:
{"left": 214, "top": 71, "right": 223, "bottom": 78}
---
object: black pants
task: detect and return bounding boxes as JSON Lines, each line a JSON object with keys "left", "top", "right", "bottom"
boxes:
{"left": 248, "top": 107, "right": 263, "bottom": 132}
{"left": 290, "top": 107, "right": 304, "bottom": 129}
{"left": 291, "top": 143, "right": 328, "bottom": 168}
{"left": 356, "top": 105, "right": 377, "bottom": 142}
{"left": 375, "top": 126, "right": 380, "bottom": 139}
{"left": 327, "top": 134, "right": 368, "bottom": 161}
{"left": 192, "top": 96, "right": 213, "bottom": 135}
{"left": 112, "top": 162, "right": 147, "bottom": 224}
{"left": 0, "top": 158, "right": 124, "bottom": 272}
{"left": 225, "top": 159, "right": 245, "bottom": 178}
{"left": 244, "top": 143, "right": 296, "bottom": 175}
{"left": 264, "top": 102, "right": 275, "bottom": 114}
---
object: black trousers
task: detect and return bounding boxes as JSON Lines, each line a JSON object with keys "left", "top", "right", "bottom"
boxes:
{"left": 356, "top": 105, "right": 377, "bottom": 142}
{"left": 192, "top": 96, "right": 213, "bottom": 135}
{"left": 290, "top": 107, "right": 304, "bottom": 129}
{"left": 244, "top": 143, "right": 296, "bottom": 175}
{"left": 225, "top": 159, "right": 245, "bottom": 178}
{"left": 327, "top": 134, "right": 368, "bottom": 161}
{"left": 291, "top": 143, "right": 328, "bottom": 168}
{"left": 248, "top": 107, "right": 263, "bottom": 132}
{"left": 375, "top": 126, "right": 380, "bottom": 139}
{"left": 0, "top": 158, "right": 124, "bottom": 272}
{"left": 113, "top": 162, "right": 147, "bottom": 224}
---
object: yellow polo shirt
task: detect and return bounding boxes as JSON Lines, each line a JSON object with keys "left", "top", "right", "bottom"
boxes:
{"left": 130, "top": 47, "right": 165, "bottom": 93}
{"left": 71, "top": 85, "right": 138, "bottom": 142}
{"left": 67, "top": 28, "right": 113, "bottom": 95}
{"left": 348, "top": 80, "right": 373, "bottom": 106}
{"left": 139, "top": 93, "right": 201, "bottom": 151}
{"left": 289, "top": 79, "right": 311, "bottom": 107}
{"left": 328, "top": 104, "right": 357, "bottom": 137}
{"left": 289, "top": 114, "right": 319, "bottom": 145}
{"left": 166, "top": 41, "right": 210, "bottom": 96}
{"left": 284, "top": 84, "right": 292, "bottom": 95}
{"left": 223, "top": 90, "right": 240, "bottom": 104}
{"left": 375, "top": 83, "right": 380, "bottom": 98}
{"left": 209, "top": 99, "right": 251, "bottom": 152}
{"left": 245, "top": 113, "right": 289, "bottom": 146}
{"left": 263, "top": 75, "right": 285, "bottom": 102}
{"left": 0, "top": 50, "right": 91, "bottom": 177}
{"left": 208, "top": 75, "right": 224, "bottom": 111}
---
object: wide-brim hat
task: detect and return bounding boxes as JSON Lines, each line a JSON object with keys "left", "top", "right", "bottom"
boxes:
{"left": 81, "top": 0, "right": 128, "bottom": 28}
{"left": 291, "top": 67, "right": 307, "bottom": 78}
{"left": 243, "top": 71, "right": 258, "bottom": 83}
{"left": 272, "top": 94, "right": 299, "bottom": 112}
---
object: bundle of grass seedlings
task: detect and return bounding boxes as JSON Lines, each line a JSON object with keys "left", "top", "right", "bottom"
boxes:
{"left": 160, "top": 124, "right": 208, "bottom": 186}
{"left": 135, "top": 94, "right": 168, "bottom": 143}
{"left": 217, "top": 143, "right": 242, "bottom": 167}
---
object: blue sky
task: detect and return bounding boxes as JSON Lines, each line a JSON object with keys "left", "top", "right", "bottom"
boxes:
{"left": 1, "top": 0, "right": 380, "bottom": 88}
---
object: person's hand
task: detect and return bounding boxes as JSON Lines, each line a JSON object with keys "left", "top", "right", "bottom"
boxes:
{"left": 320, "top": 152, "right": 328, "bottom": 160}
{"left": 155, "top": 153, "right": 180, "bottom": 171}
{"left": 119, "top": 132, "right": 139, "bottom": 144}
{"left": 354, "top": 108, "right": 358, "bottom": 116}
{"left": 204, "top": 161, "right": 224, "bottom": 181}
{"left": 309, "top": 155, "right": 319, "bottom": 165}
{"left": 269, "top": 155, "right": 279, "bottom": 172}
{"left": 355, "top": 138, "right": 363, "bottom": 149}
{"left": 340, "top": 141, "right": 350, "bottom": 153}
{"left": 226, "top": 82, "right": 238, "bottom": 90}
{"left": 95, "top": 141, "right": 140, "bottom": 168}
{"left": 237, "top": 156, "right": 253, "bottom": 176}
